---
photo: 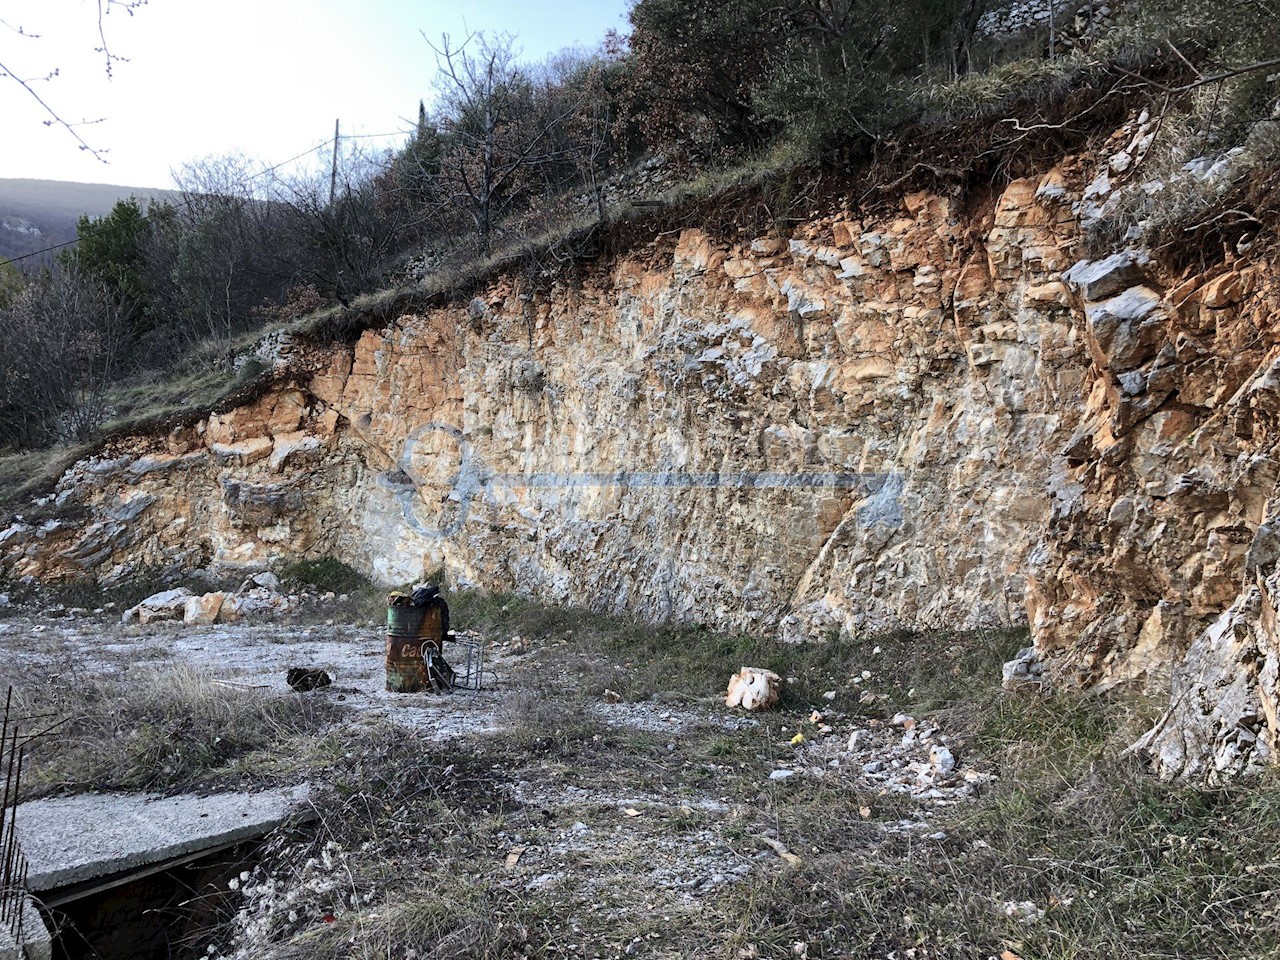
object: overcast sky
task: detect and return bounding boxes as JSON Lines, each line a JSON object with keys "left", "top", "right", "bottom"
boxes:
{"left": 1, "top": 0, "right": 631, "bottom": 189}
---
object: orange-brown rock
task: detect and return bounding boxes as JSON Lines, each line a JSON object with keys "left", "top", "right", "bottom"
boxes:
{"left": 7, "top": 133, "right": 1280, "bottom": 780}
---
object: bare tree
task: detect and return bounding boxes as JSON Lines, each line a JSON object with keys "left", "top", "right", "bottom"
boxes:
{"left": 269, "top": 143, "right": 413, "bottom": 303}
{"left": 0, "top": 0, "right": 146, "bottom": 161}
{"left": 429, "top": 32, "right": 578, "bottom": 253}
{"left": 0, "top": 265, "right": 130, "bottom": 445}
{"left": 533, "top": 48, "right": 624, "bottom": 221}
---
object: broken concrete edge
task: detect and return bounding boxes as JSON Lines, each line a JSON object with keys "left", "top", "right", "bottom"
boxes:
{"left": 18, "top": 785, "right": 313, "bottom": 894}
{"left": 0, "top": 896, "right": 52, "bottom": 960}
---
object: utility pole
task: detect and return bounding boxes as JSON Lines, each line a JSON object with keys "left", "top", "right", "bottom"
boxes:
{"left": 329, "top": 118, "right": 340, "bottom": 205}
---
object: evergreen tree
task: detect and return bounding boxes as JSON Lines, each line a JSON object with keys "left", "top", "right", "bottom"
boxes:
{"left": 59, "top": 197, "right": 155, "bottom": 338}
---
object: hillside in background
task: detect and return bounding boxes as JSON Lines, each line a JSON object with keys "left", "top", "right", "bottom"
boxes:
{"left": 0, "top": 178, "right": 179, "bottom": 265}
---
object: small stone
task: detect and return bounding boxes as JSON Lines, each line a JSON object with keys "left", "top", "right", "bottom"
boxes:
{"left": 1003, "top": 647, "right": 1048, "bottom": 692}
{"left": 1109, "top": 151, "right": 1132, "bottom": 173}
{"left": 931, "top": 746, "right": 957, "bottom": 775}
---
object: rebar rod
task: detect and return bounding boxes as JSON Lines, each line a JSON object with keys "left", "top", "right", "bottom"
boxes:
{"left": 0, "top": 688, "right": 11, "bottom": 875}
{"left": 14, "top": 856, "right": 25, "bottom": 941}
{"left": 0, "top": 739, "right": 19, "bottom": 928}
{"left": 0, "top": 731, "right": 14, "bottom": 927}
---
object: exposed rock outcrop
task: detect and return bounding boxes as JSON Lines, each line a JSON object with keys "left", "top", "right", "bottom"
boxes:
{"left": 5, "top": 117, "right": 1280, "bottom": 779}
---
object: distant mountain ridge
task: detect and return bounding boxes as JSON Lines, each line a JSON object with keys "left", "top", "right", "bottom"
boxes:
{"left": 0, "top": 178, "right": 181, "bottom": 267}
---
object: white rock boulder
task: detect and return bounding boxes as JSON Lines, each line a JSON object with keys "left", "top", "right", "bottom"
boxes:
{"left": 725, "top": 667, "right": 782, "bottom": 711}
{"left": 122, "top": 588, "right": 195, "bottom": 625}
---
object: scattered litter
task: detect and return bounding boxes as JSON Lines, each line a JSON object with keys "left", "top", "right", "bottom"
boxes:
{"left": 1001, "top": 900, "right": 1046, "bottom": 924}
{"left": 756, "top": 835, "right": 802, "bottom": 868}
{"left": 211, "top": 678, "right": 270, "bottom": 690}
{"left": 725, "top": 667, "right": 781, "bottom": 711}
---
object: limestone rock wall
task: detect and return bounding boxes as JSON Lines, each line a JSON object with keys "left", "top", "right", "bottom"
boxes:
{"left": 6, "top": 126, "right": 1280, "bottom": 780}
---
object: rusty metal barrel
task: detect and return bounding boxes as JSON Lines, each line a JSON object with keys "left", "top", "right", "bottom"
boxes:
{"left": 385, "top": 600, "right": 445, "bottom": 693}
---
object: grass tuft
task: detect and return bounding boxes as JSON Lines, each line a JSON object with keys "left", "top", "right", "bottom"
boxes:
{"left": 3, "top": 662, "right": 338, "bottom": 796}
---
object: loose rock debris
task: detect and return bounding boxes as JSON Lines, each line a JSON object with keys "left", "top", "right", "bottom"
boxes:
{"left": 770, "top": 711, "right": 993, "bottom": 803}
{"left": 0, "top": 609, "right": 1001, "bottom": 958}
{"left": 121, "top": 572, "right": 300, "bottom": 626}
{"left": 1002, "top": 645, "right": 1049, "bottom": 692}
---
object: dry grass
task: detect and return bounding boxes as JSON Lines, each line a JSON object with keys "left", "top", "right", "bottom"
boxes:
{"left": 913, "top": 55, "right": 1082, "bottom": 122}
{"left": 0, "top": 442, "right": 96, "bottom": 512}
{"left": 2, "top": 661, "right": 339, "bottom": 797}
{"left": 706, "top": 699, "right": 1280, "bottom": 960}
{"left": 449, "top": 590, "right": 1020, "bottom": 719}
{"left": 195, "top": 599, "right": 1280, "bottom": 959}
{"left": 5, "top": 588, "right": 1273, "bottom": 958}
{"left": 1085, "top": 94, "right": 1280, "bottom": 263}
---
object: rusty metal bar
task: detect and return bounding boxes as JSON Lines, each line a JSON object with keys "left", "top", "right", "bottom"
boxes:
{"left": 0, "top": 688, "right": 10, "bottom": 904}
{"left": 0, "top": 729, "right": 16, "bottom": 927}
{"left": 0, "top": 688, "right": 32, "bottom": 945}
{"left": 0, "top": 746, "right": 15, "bottom": 927}
{"left": 14, "top": 858, "right": 24, "bottom": 942}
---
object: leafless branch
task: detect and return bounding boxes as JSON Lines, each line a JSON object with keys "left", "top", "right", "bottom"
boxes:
{"left": 2, "top": 0, "right": 146, "bottom": 161}
{"left": 0, "top": 17, "right": 39, "bottom": 38}
{"left": 0, "top": 59, "right": 109, "bottom": 161}
{"left": 1174, "top": 56, "right": 1280, "bottom": 92}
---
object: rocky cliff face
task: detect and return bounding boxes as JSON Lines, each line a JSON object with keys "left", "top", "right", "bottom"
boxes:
{"left": 4, "top": 120, "right": 1278, "bottom": 782}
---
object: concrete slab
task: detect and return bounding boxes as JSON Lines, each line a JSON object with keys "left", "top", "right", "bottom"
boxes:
{"left": 0, "top": 896, "right": 53, "bottom": 960}
{"left": 15, "top": 785, "right": 310, "bottom": 893}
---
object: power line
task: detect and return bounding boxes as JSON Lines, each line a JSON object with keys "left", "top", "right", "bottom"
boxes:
{"left": 0, "top": 130, "right": 411, "bottom": 269}
{"left": 344, "top": 129, "right": 417, "bottom": 139}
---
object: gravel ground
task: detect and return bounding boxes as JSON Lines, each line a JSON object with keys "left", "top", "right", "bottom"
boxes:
{"left": 0, "top": 601, "right": 997, "bottom": 959}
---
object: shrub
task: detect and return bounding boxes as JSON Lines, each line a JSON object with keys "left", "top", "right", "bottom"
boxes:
{"left": 280, "top": 558, "right": 372, "bottom": 594}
